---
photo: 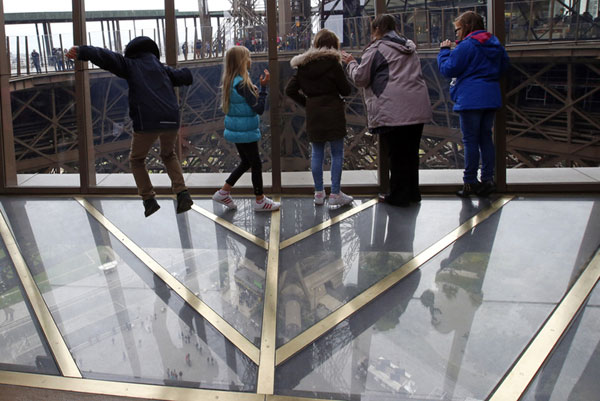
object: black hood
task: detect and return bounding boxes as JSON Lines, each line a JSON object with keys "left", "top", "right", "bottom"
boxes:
{"left": 124, "top": 36, "right": 160, "bottom": 59}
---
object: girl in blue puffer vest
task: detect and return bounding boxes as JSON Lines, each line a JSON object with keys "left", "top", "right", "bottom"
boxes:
{"left": 212, "top": 46, "right": 280, "bottom": 212}
{"left": 438, "top": 11, "right": 510, "bottom": 198}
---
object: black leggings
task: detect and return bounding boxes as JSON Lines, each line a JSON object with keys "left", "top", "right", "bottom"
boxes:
{"left": 226, "top": 141, "right": 263, "bottom": 196}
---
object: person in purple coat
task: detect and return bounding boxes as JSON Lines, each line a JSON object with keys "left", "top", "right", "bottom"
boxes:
{"left": 438, "top": 11, "right": 510, "bottom": 198}
{"left": 343, "top": 14, "right": 432, "bottom": 207}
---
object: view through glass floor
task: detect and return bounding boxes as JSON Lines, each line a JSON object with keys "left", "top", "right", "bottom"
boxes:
{"left": 0, "top": 195, "right": 598, "bottom": 401}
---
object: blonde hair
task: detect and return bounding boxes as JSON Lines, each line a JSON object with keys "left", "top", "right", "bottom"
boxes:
{"left": 221, "top": 46, "right": 257, "bottom": 114}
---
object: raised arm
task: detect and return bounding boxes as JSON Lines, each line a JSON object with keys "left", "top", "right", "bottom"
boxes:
{"left": 164, "top": 65, "right": 193, "bottom": 86}
{"left": 69, "top": 45, "right": 129, "bottom": 79}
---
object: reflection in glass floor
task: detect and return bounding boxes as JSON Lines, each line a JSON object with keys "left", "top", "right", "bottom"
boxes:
{"left": 0, "top": 195, "right": 599, "bottom": 401}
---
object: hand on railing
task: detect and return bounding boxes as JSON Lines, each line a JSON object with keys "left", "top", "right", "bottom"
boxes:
{"left": 66, "top": 46, "right": 78, "bottom": 59}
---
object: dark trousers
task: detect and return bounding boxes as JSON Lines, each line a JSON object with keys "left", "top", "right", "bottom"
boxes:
{"left": 379, "top": 124, "right": 424, "bottom": 203}
{"left": 226, "top": 141, "right": 263, "bottom": 196}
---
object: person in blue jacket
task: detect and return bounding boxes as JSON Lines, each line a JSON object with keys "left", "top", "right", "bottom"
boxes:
{"left": 438, "top": 11, "right": 509, "bottom": 197}
{"left": 66, "top": 37, "right": 194, "bottom": 217}
{"left": 211, "top": 46, "right": 280, "bottom": 212}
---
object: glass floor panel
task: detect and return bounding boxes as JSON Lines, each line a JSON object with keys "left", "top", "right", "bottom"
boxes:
{"left": 87, "top": 197, "right": 267, "bottom": 346}
{"left": 275, "top": 196, "right": 600, "bottom": 400}
{"left": 0, "top": 235, "right": 59, "bottom": 375}
{"left": 279, "top": 197, "right": 374, "bottom": 241}
{"left": 0, "top": 195, "right": 597, "bottom": 401}
{"left": 192, "top": 197, "right": 272, "bottom": 241}
{"left": 521, "top": 280, "right": 600, "bottom": 401}
{"left": 0, "top": 198, "right": 257, "bottom": 390}
{"left": 277, "top": 197, "right": 495, "bottom": 345}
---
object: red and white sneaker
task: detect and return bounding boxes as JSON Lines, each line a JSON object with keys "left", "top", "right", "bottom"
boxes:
{"left": 212, "top": 190, "right": 237, "bottom": 209}
{"left": 253, "top": 196, "right": 280, "bottom": 212}
{"left": 314, "top": 190, "right": 325, "bottom": 206}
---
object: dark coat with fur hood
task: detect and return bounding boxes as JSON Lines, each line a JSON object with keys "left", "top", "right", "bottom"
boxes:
{"left": 285, "top": 47, "right": 352, "bottom": 142}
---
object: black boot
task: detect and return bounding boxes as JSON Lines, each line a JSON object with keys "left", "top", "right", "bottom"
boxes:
{"left": 143, "top": 197, "right": 160, "bottom": 217}
{"left": 176, "top": 190, "right": 193, "bottom": 214}
{"left": 477, "top": 180, "right": 496, "bottom": 197}
{"left": 456, "top": 182, "right": 481, "bottom": 198}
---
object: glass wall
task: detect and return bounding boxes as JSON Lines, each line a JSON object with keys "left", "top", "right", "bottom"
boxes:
{"left": 4, "top": 0, "right": 79, "bottom": 187}
{"left": 1, "top": 0, "right": 599, "bottom": 191}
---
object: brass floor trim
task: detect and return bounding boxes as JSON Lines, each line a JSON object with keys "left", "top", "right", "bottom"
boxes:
{"left": 488, "top": 249, "right": 600, "bottom": 401}
{"left": 266, "top": 395, "right": 345, "bottom": 401}
{"left": 191, "top": 203, "right": 269, "bottom": 249}
{"left": 280, "top": 198, "right": 378, "bottom": 250}
{"left": 275, "top": 196, "right": 514, "bottom": 366}
{"left": 257, "top": 196, "right": 281, "bottom": 395}
{"left": 0, "top": 212, "right": 82, "bottom": 378}
{"left": 75, "top": 197, "right": 261, "bottom": 365}
{"left": 0, "top": 371, "right": 263, "bottom": 401}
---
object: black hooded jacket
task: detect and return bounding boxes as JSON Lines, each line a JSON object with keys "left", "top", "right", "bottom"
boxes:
{"left": 285, "top": 47, "right": 352, "bottom": 142}
{"left": 77, "top": 37, "right": 193, "bottom": 132}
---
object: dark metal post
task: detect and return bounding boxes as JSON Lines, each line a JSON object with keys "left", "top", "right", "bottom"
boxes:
{"left": 266, "top": 0, "right": 281, "bottom": 192}
{"left": 488, "top": 0, "right": 507, "bottom": 191}
{"left": 164, "top": 0, "right": 177, "bottom": 67}
{"left": 73, "top": 0, "right": 96, "bottom": 190}
{"left": 0, "top": 0, "right": 18, "bottom": 187}
{"left": 16, "top": 36, "right": 21, "bottom": 76}
{"left": 25, "top": 36, "right": 30, "bottom": 75}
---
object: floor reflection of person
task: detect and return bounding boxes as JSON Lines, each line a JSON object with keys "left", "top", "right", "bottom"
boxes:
{"left": 275, "top": 202, "right": 423, "bottom": 395}
{"left": 420, "top": 198, "right": 498, "bottom": 399}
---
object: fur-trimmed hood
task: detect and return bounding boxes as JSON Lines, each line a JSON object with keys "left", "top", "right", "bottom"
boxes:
{"left": 290, "top": 47, "right": 342, "bottom": 67}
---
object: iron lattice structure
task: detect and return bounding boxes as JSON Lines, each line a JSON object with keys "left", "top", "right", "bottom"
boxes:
{"left": 8, "top": 54, "right": 600, "bottom": 176}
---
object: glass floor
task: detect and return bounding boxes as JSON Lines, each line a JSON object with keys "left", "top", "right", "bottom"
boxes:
{"left": 0, "top": 194, "right": 598, "bottom": 401}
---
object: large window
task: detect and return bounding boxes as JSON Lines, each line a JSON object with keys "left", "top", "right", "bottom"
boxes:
{"left": 4, "top": 0, "right": 79, "bottom": 187}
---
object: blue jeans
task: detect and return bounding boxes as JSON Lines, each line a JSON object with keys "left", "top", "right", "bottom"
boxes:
{"left": 459, "top": 110, "right": 496, "bottom": 184}
{"left": 311, "top": 139, "right": 344, "bottom": 194}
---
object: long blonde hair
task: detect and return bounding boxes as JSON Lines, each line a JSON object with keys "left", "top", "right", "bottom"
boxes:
{"left": 221, "top": 46, "right": 257, "bottom": 114}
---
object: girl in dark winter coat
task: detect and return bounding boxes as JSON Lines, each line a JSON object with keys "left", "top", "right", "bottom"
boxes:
{"left": 286, "top": 29, "right": 354, "bottom": 207}
{"left": 438, "top": 11, "right": 510, "bottom": 198}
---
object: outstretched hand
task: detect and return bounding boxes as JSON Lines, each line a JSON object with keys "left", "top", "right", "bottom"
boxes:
{"left": 341, "top": 51, "right": 355, "bottom": 64}
{"left": 260, "top": 69, "right": 270, "bottom": 86}
{"left": 66, "top": 46, "right": 79, "bottom": 60}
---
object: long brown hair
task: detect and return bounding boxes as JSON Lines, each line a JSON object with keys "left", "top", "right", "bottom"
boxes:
{"left": 371, "top": 14, "right": 399, "bottom": 37}
{"left": 221, "top": 46, "right": 257, "bottom": 114}
{"left": 454, "top": 11, "right": 485, "bottom": 38}
{"left": 313, "top": 29, "right": 340, "bottom": 49}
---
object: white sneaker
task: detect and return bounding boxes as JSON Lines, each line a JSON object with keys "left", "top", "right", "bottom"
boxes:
{"left": 253, "top": 196, "right": 280, "bottom": 212}
{"left": 328, "top": 191, "right": 353, "bottom": 207}
{"left": 314, "top": 190, "right": 325, "bottom": 206}
{"left": 212, "top": 190, "right": 237, "bottom": 209}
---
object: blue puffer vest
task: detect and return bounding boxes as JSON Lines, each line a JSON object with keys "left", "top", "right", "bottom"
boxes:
{"left": 224, "top": 75, "right": 261, "bottom": 143}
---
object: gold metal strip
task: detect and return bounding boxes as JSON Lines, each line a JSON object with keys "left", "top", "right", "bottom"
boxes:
{"left": 257, "top": 196, "right": 282, "bottom": 395}
{"left": 0, "top": 213, "right": 82, "bottom": 378}
{"left": 266, "top": 395, "right": 345, "bottom": 401}
{"left": 0, "top": 371, "right": 263, "bottom": 401}
{"left": 276, "top": 196, "right": 514, "bottom": 366}
{"left": 280, "top": 198, "right": 379, "bottom": 250}
{"left": 74, "top": 197, "right": 261, "bottom": 364}
{"left": 488, "top": 249, "right": 600, "bottom": 401}
{"left": 191, "top": 204, "right": 269, "bottom": 249}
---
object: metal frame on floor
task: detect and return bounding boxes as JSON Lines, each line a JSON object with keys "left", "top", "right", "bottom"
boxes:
{"left": 0, "top": 194, "right": 599, "bottom": 401}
